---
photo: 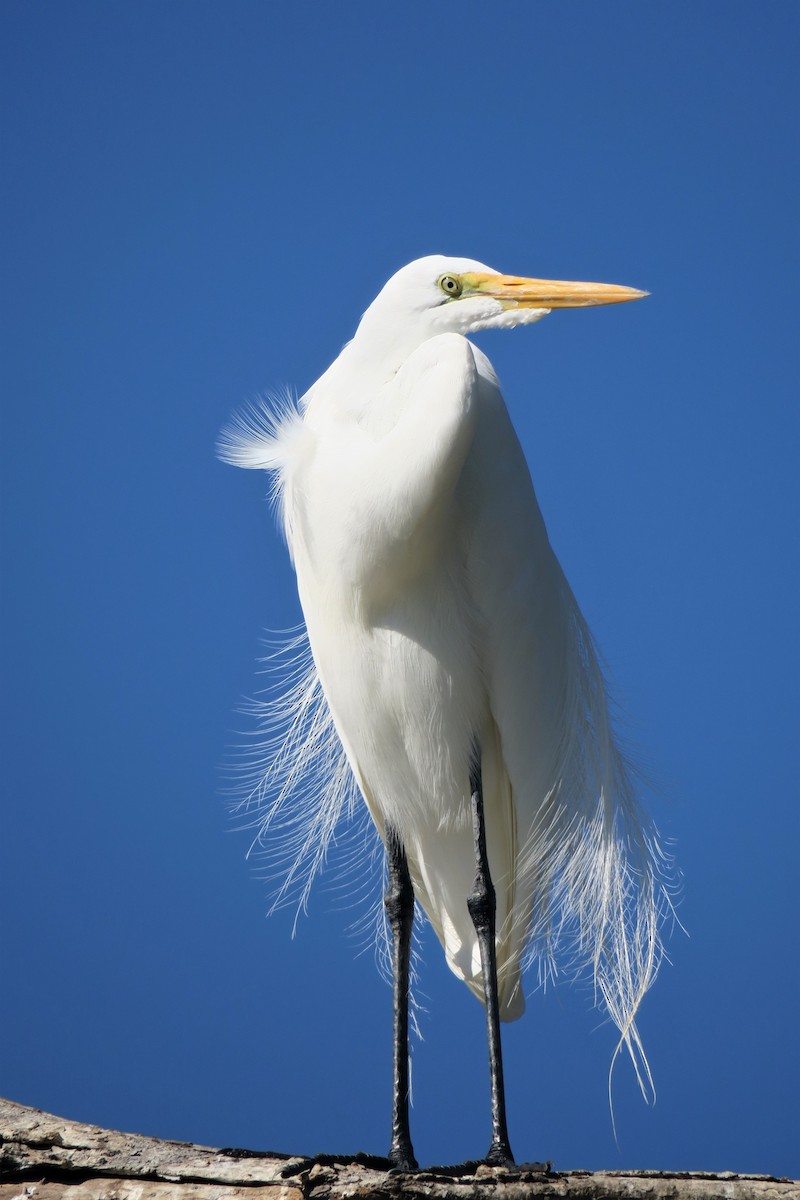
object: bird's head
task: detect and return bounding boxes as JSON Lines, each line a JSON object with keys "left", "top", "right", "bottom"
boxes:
{"left": 355, "top": 255, "right": 647, "bottom": 352}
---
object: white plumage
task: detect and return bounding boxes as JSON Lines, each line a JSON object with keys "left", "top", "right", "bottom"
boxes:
{"left": 220, "top": 255, "right": 670, "bottom": 1120}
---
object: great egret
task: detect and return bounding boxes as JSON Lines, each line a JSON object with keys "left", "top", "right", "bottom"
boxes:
{"left": 220, "top": 256, "right": 669, "bottom": 1169}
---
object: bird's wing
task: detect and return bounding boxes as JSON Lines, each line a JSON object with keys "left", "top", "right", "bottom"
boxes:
{"left": 458, "top": 347, "right": 668, "bottom": 1085}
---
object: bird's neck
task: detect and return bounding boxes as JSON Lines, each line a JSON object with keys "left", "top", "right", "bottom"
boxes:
{"left": 350, "top": 306, "right": 432, "bottom": 375}
{"left": 305, "top": 320, "right": 430, "bottom": 425}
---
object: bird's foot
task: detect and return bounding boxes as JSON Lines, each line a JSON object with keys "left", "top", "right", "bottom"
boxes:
{"left": 484, "top": 1139, "right": 515, "bottom": 1168}
{"left": 387, "top": 1139, "right": 418, "bottom": 1173}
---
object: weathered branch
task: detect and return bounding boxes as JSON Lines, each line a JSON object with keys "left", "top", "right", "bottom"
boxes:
{"left": 0, "top": 1098, "right": 795, "bottom": 1200}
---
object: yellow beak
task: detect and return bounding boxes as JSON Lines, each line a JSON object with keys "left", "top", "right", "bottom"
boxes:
{"left": 462, "top": 272, "right": 648, "bottom": 309}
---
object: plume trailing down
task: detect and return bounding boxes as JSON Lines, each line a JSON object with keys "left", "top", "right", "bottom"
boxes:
{"left": 220, "top": 256, "right": 673, "bottom": 1168}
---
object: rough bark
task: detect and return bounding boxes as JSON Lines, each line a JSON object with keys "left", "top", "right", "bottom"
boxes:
{"left": 0, "top": 1098, "right": 795, "bottom": 1200}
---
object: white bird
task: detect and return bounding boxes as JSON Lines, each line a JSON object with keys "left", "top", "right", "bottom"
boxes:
{"left": 220, "top": 256, "right": 670, "bottom": 1169}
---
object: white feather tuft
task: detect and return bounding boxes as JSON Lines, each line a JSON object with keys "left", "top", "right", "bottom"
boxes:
{"left": 223, "top": 629, "right": 363, "bottom": 920}
{"left": 217, "top": 390, "right": 301, "bottom": 471}
{"left": 515, "top": 576, "right": 676, "bottom": 1108}
{"left": 217, "top": 392, "right": 305, "bottom": 537}
{"left": 222, "top": 627, "right": 426, "bottom": 1015}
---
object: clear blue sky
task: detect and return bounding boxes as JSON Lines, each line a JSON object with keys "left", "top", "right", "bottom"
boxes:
{"left": 1, "top": 0, "right": 798, "bottom": 1179}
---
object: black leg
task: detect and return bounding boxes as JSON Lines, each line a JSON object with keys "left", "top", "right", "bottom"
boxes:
{"left": 384, "top": 826, "right": 418, "bottom": 1171}
{"left": 467, "top": 757, "right": 515, "bottom": 1166}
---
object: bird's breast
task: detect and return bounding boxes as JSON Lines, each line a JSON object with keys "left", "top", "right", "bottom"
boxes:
{"left": 296, "top": 550, "right": 485, "bottom": 839}
{"left": 287, "top": 333, "right": 478, "bottom": 610}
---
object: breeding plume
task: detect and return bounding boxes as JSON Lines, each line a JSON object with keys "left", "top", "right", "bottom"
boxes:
{"left": 220, "top": 256, "right": 669, "bottom": 1168}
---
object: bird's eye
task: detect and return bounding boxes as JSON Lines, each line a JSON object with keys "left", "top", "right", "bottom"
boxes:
{"left": 438, "top": 274, "right": 463, "bottom": 299}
